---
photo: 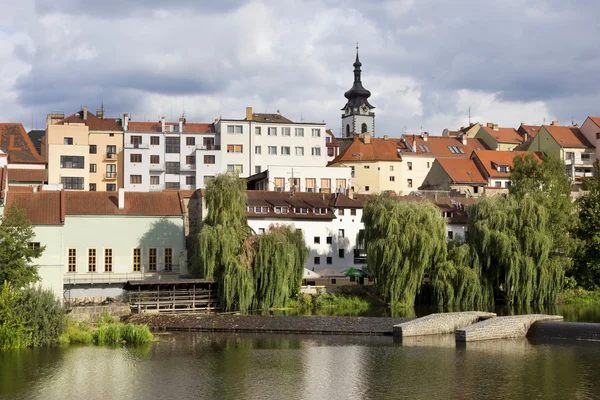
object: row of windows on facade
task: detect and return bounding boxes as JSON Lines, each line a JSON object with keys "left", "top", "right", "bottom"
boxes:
{"left": 64, "top": 247, "right": 174, "bottom": 273}
{"left": 248, "top": 205, "right": 357, "bottom": 216}
{"left": 128, "top": 175, "right": 195, "bottom": 186}
{"left": 227, "top": 126, "right": 322, "bottom": 137}
{"left": 253, "top": 146, "right": 322, "bottom": 156}
{"left": 270, "top": 177, "right": 348, "bottom": 191}
{"left": 313, "top": 249, "right": 364, "bottom": 265}
{"left": 357, "top": 162, "right": 430, "bottom": 173}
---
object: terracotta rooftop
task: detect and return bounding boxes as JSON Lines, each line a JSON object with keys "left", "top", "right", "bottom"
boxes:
{"left": 518, "top": 124, "right": 541, "bottom": 139}
{"left": 57, "top": 110, "right": 123, "bottom": 132}
{"left": 401, "top": 135, "right": 489, "bottom": 157}
{"left": 481, "top": 126, "right": 524, "bottom": 144}
{"left": 330, "top": 136, "right": 403, "bottom": 163}
{"left": 543, "top": 125, "right": 594, "bottom": 149}
{"left": 6, "top": 191, "right": 64, "bottom": 225}
{"left": 0, "top": 124, "right": 45, "bottom": 164}
{"left": 472, "top": 150, "right": 541, "bottom": 179}
{"left": 7, "top": 168, "right": 47, "bottom": 183}
{"left": 435, "top": 158, "right": 488, "bottom": 184}
{"left": 65, "top": 191, "right": 184, "bottom": 216}
{"left": 127, "top": 121, "right": 214, "bottom": 134}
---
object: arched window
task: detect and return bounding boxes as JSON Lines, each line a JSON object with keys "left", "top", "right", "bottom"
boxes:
{"left": 361, "top": 123, "right": 368, "bottom": 133}
{"left": 346, "top": 124, "right": 350, "bottom": 136}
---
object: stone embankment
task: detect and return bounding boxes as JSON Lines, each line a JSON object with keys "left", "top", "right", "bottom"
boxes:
{"left": 68, "top": 303, "right": 131, "bottom": 322}
{"left": 393, "top": 311, "right": 496, "bottom": 338}
{"left": 455, "top": 314, "right": 563, "bottom": 342}
{"left": 126, "top": 314, "right": 412, "bottom": 336}
{"left": 528, "top": 321, "right": 600, "bottom": 342}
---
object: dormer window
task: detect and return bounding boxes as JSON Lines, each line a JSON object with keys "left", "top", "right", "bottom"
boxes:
{"left": 498, "top": 165, "right": 509, "bottom": 173}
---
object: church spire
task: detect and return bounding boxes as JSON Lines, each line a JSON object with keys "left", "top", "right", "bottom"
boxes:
{"left": 343, "top": 45, "right": 373, "bottom": 110}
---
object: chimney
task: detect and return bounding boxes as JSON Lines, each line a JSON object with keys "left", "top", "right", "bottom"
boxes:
{"left": 383, "top": 135, "right": 389, "bottom": 141}
{"left": 364, "top": 134, "right": 371, "bottom": 144}
{"left": 118, "top": 188, "right": 125, "bottom": 210}
{"left": 179, "top": 117, "right": 184, "bottom": 133}
{"left": 486, "top": 122, "right": 493, "bottom": 128}
{"left": 161, "top": 116, "right": 166, "bottom": 132}
{"left": 246, "top": 107, "right": 253, "bottom": 121}
{"left": 46, "top": 113, "right": 65, "bottom": 128}
{"left": 551, "top": 121, "right": 559, "bottom": 126}
{"left": 348, "top": 187, "right": 354, "bottom": 199}
{"left": 83, "top": 106, "right": 88, "bottom": 121}
{"left": 423, "top": 132, "right": 429, "bottom": 142}
{"left": 492, "top": 124, "right": 499, "bottom": 131}
{"left": 462, "top": 134, "right": 467, "bottom": 145}
{"left": 123, "top": 113, "right": 129, "bottom": 131}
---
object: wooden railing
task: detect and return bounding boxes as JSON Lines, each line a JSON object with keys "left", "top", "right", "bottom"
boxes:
{"left": 128, "top": 285, "right": 218, "bottom": 313}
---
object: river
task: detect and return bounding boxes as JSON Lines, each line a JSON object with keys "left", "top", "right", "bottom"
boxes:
{"left": 2, "top": 332, "right": 600, "bottom": 399}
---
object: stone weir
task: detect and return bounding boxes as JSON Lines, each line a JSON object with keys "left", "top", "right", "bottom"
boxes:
{"left": 393, "top": 311, "right": 496, "bottom": 338}
{"left": 455, "top": 314, "right": 564, "bottom": 342}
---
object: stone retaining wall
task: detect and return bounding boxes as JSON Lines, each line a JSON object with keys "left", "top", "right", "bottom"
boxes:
{"left": 68, "top": 303, "right": 131, "bottom": 322}
{"left": 455, "top": 314, "right": 563, "bottom": 342}
{"left": 393, "top": 311, "right": 496, "bottom": 338}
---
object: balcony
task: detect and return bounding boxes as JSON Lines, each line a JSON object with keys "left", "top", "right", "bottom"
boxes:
{"left": 353, "top": 257, "right": 367, "bottom": 265}
{"left": 104, "top": 152, "right": 118, "bottom": 161}
{"left": 196, "top": 144, "right": 220, "bottom": 151}
{"left": 125, "top": 143, "right": 150, "bottom": 150}
{"left": 63, "top": 267, "right": 181, "bottom": 285}
{"left": 104, "top": 172, "right": 118, "bottom": 180}
{"left": 180, "top": 164, "right": 196, "bottom": 171}
{"left": 149, "top": 163, "right": 165, "bottom": 171}
{"left": 149, "top": 184, "right": 164, "bottom": 192}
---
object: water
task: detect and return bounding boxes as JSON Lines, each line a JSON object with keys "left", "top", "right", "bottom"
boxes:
{"left": 2, "top": 332, "right": 600, "bottom": 400}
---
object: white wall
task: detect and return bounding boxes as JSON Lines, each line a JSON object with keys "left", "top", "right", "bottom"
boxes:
{"left": 256, "top": 165, "right": 352, "bottom": 192}
{"left": 32, "top": 225, "right": 64, "bottom": 299}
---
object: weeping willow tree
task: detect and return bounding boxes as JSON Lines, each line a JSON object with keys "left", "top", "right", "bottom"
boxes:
{"left": 466, "top": 196, "right": 564, "bottom": 305}
{"left": 361, "top": 196, "right": 448, "bottom": 308}
{"left": 252, "top": 225, "right": 308, "bottom": 310}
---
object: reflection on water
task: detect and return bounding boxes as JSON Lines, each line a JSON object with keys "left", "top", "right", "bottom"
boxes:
{"left": 2, "top": 332, "right": 600, "bottom": 400}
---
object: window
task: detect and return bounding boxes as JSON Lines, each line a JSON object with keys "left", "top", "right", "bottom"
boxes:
{"left": 60, "top": 156, "right": 84, "bottom": 169}
{"left": 227, "top": 165, "right": 243, "bottom": 174}
{"left": 390, "top": 176, "right": 395, "bottom": 182}
{"left": 312, "top": 128, "right": 321, "bottom": 137}
{"left": 320, "top": 178, "right": 331, "bottom": 192}
{"left": 68, "top": 249, "right": 76, "bottom": 272}
{"left": 338, "top": 229, "right": 345, "bottom": 238}
{"left": 89, "top": 145, "right": 97, "bottom": 154}
{"left": 105, "top": 164, "right": 116, "bottom": 178}
{"left": 150, "top": 155, "right": 160, "bottom": 164}
{"left": 281, "top": 146, "right": 291, "bottom": 155}
{"left": 259, "top": 228, "right": 265, "bottom": 234}
{"left": 495, "top": 181, "right": 502, "bottom": 187}
{"left": 327, "top": 148, "right": 334, "bottom": 157}
{"left": 186, "top": 155, "right": 196, "bottom": 165}
{"left": 164, "top": 248, "right": 173, "bottom": 272}
{"left": 255, "top": 127, "right": 261, "bottom": 135}
{"left": 447, "top": 231, "right": 454, "bottom": 240}
{"left": 149, "top": 248, "right": 157, "bottom": 272}
{"left": 109, "top": 133, "right": 114, "bottom": 137}
{"left": 130, "top": 136, "right": 142, "bottom": 145}
{"left": 282, "top": 127, "right": 291, "bottom": 136}
{"left": 29, "top": 242, "right": 40, "bottom": 250}
{"left": 130, "top": 175, "right": 142, "bottom": 184}
{"left": 289, "top": 178, "right": 300, "bottom": 189}
{"left": 61, "top": 177, "right": 84, "bottom": 190}
{"left": 64, "top": 137, "right": 73, "bottom": 145}
{"left": 186, "top": 137, "right": 195, "bottom": 146}
{"left": 104, "top": 249, "right": 112, "bottom": 272}
{"left": 338, "top": 249, "right": 345, "bottom": 258}
{"left": 268, "top": 146, "right": 277, "bottom": 155}
{"left": 326, "top": 136, "right": 331, "bottom": 143}
{"left": 506, "top": 181, "right": 511, "bottom": 188}
{"left": 336, "top": 179, "right": 346, "bottom": 190}
{"left": 351, "top": 209, "right": 357, "bottom": 216}
{"left": 427, "top": 162, "right": 430, "bottom": 168}
{"left": 166, "top": 137, "right": 180, "bottom": 153}
{"left": 339, "top": 209, "right": 345, "bottom": 216}
{"left": 89, "top": 164, "right": 97, "bottom": 173}
{"left": 365, "top": 186, "right": 370, "bottom": 191}
{"left": 361, "top": 123, "right": 368, "bottom": 133}
{"left": 165, "top": 182, "right": 180, "bottom": 189}
{"left": 166, "top": 162, "right": 180, "bottom": 174}
{"left": 150, "top": 176, "right": 160, "bottom": 185}
{"left": 326, "top": 257, "right": 332, "bottom": 264}
{"left": 407, "top": 179, "right": 413, "bottom": 188}
{"left": 186, "top": 175, "right": 196, "bottom": 185}
{"left": 255, "top": 166, "right": 262, "bottom": 174}
{"left": 227, "top": 144, "right": 243, "bottom": 153}
{"left": 311, "top": 147, "right": 321, "bottom": 156}
{"left": 106, "top": 145, "right": 116, "bottom": 157}
{"left": 255, "top": 146, "right": 261, "bottom": 154}
{"left": 268, "top": 127, "right": 277, "bottom": 136}
{"left": 389, "top": 165, "right": 394, "bottom": 172}
{"left": 274, "top": 177, "right": 285, "bottom": 190}
{"left": 314, "top": 256, "right": 321, "bottom": 265}
{"left": 150, "top": 136, "right": 160, "bottom": 145}
{"left": 314, "top": 237, "right": 321, "bottom": 244}
{"left": 364, "top": 165, "right": 370, "bottom": 169}
{"left": 498, "top": 165, "right": 508, "bottom": 173}
{"left": 295, "top": 147, "right": 304, "bottom": 156}
{"left": 204, "top": 155, "right": 215, "bottom": 164}
{"left": 130, "top": 154, "right": 142, "bottom": 163}
{"left": 88, "top": 249, "right": 96, "bottom": 272}
{"left": 133, "top": 248, "right": 141, "bottom": 272}
{"left": 227, "top": 125, "right": 243, "bottom": 134}
{"left": 106, "top": 184, "right": 116, "bottom": 192}
{"left": 407, "top": 162, "right": 412, "bottom": 171}
{"left": 327, "top": 236, "right": 333, "bottom": 244}
{"left": 305, "top": 178, "right": 316, "bottom": 191}
{"left": 295, "top": 128, "right": 304, "bottom": 137}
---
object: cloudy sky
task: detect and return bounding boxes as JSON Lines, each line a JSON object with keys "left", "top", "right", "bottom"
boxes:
{"left": 0, "top": 0, "right": 598, "bottom": 136}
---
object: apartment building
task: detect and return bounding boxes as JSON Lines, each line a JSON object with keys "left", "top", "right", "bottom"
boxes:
{"left": 474, "top": 123, "right": 525, "bottom": 151}
{"left": 124, "top": 116, "right": 219, "bottom": 191}
{"left": 45, "top": 107, "right": 124, "bottom": 191}
{"left": 246, "top": 165, "right": 352, "bottom": 193}
{"left": 0, "top": 123, "right": 47, "bottom": 186}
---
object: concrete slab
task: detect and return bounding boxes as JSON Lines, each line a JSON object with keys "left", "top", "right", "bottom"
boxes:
{"left": 393, "top": 311, "right": 496, "bottom": 338}
{"left": 456, "top": 314, "right": 564, "bottom": 342}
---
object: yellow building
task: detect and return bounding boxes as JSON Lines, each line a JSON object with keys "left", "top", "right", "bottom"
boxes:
{"left": 45, "top": 107, "right": 124, "bottom": 191}
{"left": 474, "top": 123, "right": 525, "bottom": 151}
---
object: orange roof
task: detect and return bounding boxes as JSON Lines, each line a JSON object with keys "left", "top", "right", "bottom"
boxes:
{"left": 0, "top": 124, "right": 45, "bottom": 164}
{"left": 543, "top": 125, "right": 594, "bottom": 148}
{"left": 436, "top": 158, "right": 487, "bottom": 184}
{"left": 588, "top": 117, "right": 600, "bottom": 129}
{"left": 518, "top": 124, "right": 541, "bottom": 139}
{"left": 472, "top": 150, "right": 541, "bottom": 179}
{"left": 330, "top": 136, "right": 402, "bottom": 163}
{"left": 7, "top": 168, "right": 47, "bottom": 183}
{"left": 481, "top": 126, "right": 524, "bottom": 144}
{"left": 6, "top": 191, "right": 64, "bottom": 225}
{"left": 65, "top": 191, "right": 184, "bottom": 216}
{"left": 402, "top": 135, "right": 489, "bottom": 157}
{"left": 127, "top": 121, "right": 214, "bottom": 134}
{"left": 58, "top": 111, "right": 123, "bottom": 132}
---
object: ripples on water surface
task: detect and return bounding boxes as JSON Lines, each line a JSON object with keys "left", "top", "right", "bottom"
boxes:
{"left": 2, "top": 332, "right": 600, "bottom": 400}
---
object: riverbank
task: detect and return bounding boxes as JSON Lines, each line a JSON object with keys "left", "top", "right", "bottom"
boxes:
{"left": 559, "top": 289, "right": 600, "bottom": 305}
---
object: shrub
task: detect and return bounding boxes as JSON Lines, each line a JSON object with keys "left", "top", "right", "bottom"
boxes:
{"left": 120, "top": 324, "right": 153, "bottom": 344}
{"left": 0, "top": 283, "right": 29, "bottom": 350}
{"left": 16, "top": 286, "right": 66, "bottom": 347}
{"left": 59, "top": 319, "right": 94, "bottom": 344}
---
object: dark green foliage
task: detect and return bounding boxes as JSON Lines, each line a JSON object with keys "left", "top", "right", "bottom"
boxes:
{"left": 0, "top": 282, "right": 28, "bottom": 350}
{"left": 572, "top": 172, "right": 600, "bottom": 289}
{"left": 0, "top": 203, "right": 45, "bottom": 288}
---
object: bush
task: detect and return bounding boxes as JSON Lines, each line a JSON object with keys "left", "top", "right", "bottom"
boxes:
{"left": 94, "top": 322, "right": 153, "bottom": 345}
{"left": 59, "top": 319, "right": 94, "bottom": 345}
{"left": 0, "top": 283, "right": 29, "bottom": 350}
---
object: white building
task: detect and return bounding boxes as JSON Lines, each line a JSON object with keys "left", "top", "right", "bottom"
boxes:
{"left": 246, "top": 165, "right": 352, "bottom": 194}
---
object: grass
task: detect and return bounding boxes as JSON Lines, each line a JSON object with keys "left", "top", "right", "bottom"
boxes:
{"left": 559, "top": 288, "right": 600, "bottom": 305}
{"left": 288, "top": 292, "right": 372, "bottom": 313}
{"left": 59, "top": 313, "right": 153, "bottom": 346}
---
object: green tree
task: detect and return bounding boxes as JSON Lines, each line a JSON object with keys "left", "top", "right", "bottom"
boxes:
{"left": 0, "top": 203, "right": 44, "bottom": 288}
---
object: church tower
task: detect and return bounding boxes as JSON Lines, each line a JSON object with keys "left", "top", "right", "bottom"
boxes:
{"left": 341, "top": 46, "right": 375, "bottom": 137}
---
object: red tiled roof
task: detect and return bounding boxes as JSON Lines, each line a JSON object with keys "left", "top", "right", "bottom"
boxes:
{"left": 0, "top": 124, "right": 45, "bottom": 164}
{"left": 127, "top": 121, "right": 214, "bottom": 134}
{"left": 330, "top": 136, "right": 402, "bottom": 163}
{"left": 436, "top": 158, "right": 487, "bottom": 184}
{"left": 518, "top": 124, "right": 541, "bottom": 139}
{"left": 402, "top": 135, "right": 489, "bottom": 157}
{"left": 472, "top": 150, "right": 541, "bottom": 179}
{"left": 481, "top": 126, "right": 524, "bottom": 144}
{"left": 183, "top": 123, "right": 214, "bottom": 134}
{"left": 58, "top": 111, "right": 123, "bottom": 132}
{"left": 6, "top": 191, "right": 63, "bottom": 225}
{"left": 7, "top": 168, "right": 47, "bottom": 183}
{"left": 65, "top": 191, "right": 184, "bottom": 216}
{"left": 543, "top": 125, "right": 594, "bottom": 148}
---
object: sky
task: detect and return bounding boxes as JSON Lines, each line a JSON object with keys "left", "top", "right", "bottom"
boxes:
{"left": 0, "top": 0, "right": 598, "bottom": 136}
